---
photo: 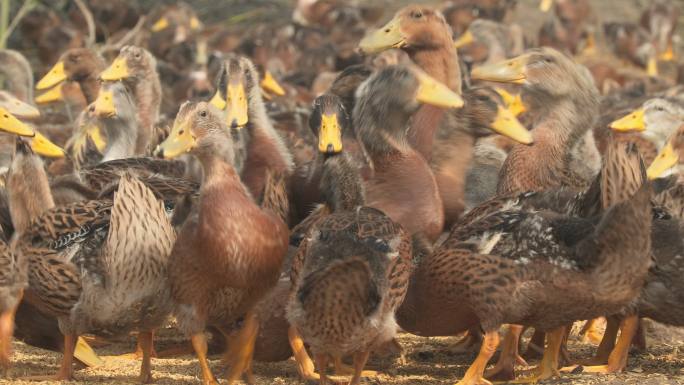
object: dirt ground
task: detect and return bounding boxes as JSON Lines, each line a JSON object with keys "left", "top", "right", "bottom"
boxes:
{"left": 1, "top": 320, "right": 684, "bottom": 384}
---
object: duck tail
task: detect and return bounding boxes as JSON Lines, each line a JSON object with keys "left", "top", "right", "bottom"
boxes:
{"left": 296, "top": 256, "right": 380, "bottom": 318}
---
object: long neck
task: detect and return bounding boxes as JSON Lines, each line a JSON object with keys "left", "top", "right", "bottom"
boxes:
{"left": 320, "top": 153, "right": 365, "bottom": 212}
{"left": 357, "top": 102, "right": 412, "bottom": 160}
{"left": 101, "top": 115, "right": 138, "bottom": 162}
{"left": 7, "top": 150, "right": 55, "bottom": 237}
{"left": 247, "top": 91, "right": 294, "bottom": 171}
{"left": 79, "top": 74, "right": 101, "bottom": 104}
{"left": 130, "top": 72, "right": 161, "bottom": 154}
{"left": 409, "top": 45, "right": 461, "bottom": 93}
{"left": 497, "top": 93, "right": 597, "bottom": 194}
{"left": 407, "top": 45, "right": 461, "bottom": 160}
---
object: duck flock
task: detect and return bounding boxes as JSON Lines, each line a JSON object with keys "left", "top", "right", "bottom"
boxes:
{"left": 0, "top": 0, "right": 683, "bottom": 384}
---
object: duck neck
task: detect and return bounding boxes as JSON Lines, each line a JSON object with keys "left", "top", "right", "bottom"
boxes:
{"left": 129, "top": 72, "right": 161, "bottom": 155}
{"left": 320, "top": 153, "right": 365, "bottom": 212}
{"left": 407, "top": 45, "right": 461, "bottom": 161}
{"left": 101, "top": 114, "right": 138, "bottom": 162}
{"left": 7, "top": 147, "right": 55, "bottom": 238}
{"left": 200, "top": 155, "right": 246, "bottom": 195}
{"left": 357, "top": 107, "right": 411, "bottom": 161}
{"left": 78, "top": 74, "right": 101, "bottom": 104}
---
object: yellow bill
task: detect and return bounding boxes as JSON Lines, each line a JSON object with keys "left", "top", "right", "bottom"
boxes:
{"left": 88, "top": 125, "right": 107, "bottom": 152}
{"left": 261, "top": 71, "right": 286, "bottom": 96}
{"left": 540, "top": 0, "right": 553, "bottom": 12}
{"left": 36, "top": 61, "right": 66, "bottom": 90}
{"left": 494, "top": 87, "right": 526, "bottom": 116}
{"left": 156, "top": 118, "right": 197, "bottom": 158}
{"left": 94, "top": 90, "right": 116, "bottom": 117}
{"left": 100, "top": 57, "right": 130, "bottom": 81}
{"left": 609, "top": 108, "right": 645, "bottom": 132}
{"left": 647, "top": 141, "right": 678, "bottom": 179}
{"left": 151, "top": 17, "right": 169, "bottom": 32}
{"left": 318, "top": 113, "right": 343, "bottom": 154}
{"left": 35, "top": 83, "right": 64, "bottom": 104}
{"left": 414, "top": 70, "right": 464, "bottom": 109}
{"left": 226, "top": 82, "right": 249, "bottom": 127}
{"left": 453, "top": 30, "right": 475, "bottom": 49}
{"left": 190, "top": 16, "right": 201, "bottom": 30}
{"left": 31, "top": 131, "right": 65, "bottom": 158}
{"left": 490, "top": 105, "right": 533, "bottom": 144}
{"left": 471, "top": 55, "right": 528, "bottom": 84}
{"left": 210, "top": 91, "right": 226, "bottom": 110}
{"left": 647, "top": 56, "right": 658, "bottom": 77}
{"left": 0, "top": 108, "right": 35, "bottom": 137}
{"left": 358, "top": 16, "right": 406, "bottom": 54}
{"left": 659, "top": 42, "right": 675, "bottom": 61}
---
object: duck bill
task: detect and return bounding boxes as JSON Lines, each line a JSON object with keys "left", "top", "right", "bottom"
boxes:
{"left": 36, "top": 61, "right": 67, "bottom": 90}
{"left": 453, "top": 30, "right": 475, "bottom": 49}
{"left": 471, "top": 56, "right": 527, "bottom": 84}
{"left": 358, "top": 17, "right": 406, "bottom": 54}
{"left": 93, "top": 90, "right": 116, "bottom": 118}
{"left": 609, "top": 108, "right": 645, "bottom": 132}
{"left": 539, "top": 0, "right": 553, "bottom": 12}
{"left": 151, "top": 17, "right": 169, "bottom": 32}
{"left": 647, "top": 141, "right": 678, "bottom": 180}
{"left": 35, "top": 83, "right": 64, "bottom": 104}
{"left": 190, "top": 16, "right": 201, "bottom": 30}
{"left": 647, "top": 56, "right": 658, "bottom": 77}
{"left": 0, "top": 108, "right": 35, "bottom": 137}
{"left": 659, "top": 42, "right": 675, "bottom": 61}
{"left": 261, "top": 71, "right": 285, "bottom": 96}
{"left": 156, "top": 120, "right": 196, "bottom": 159}
{"left": 414, "top": 70, "right": 464, "bottom": 109}
{"left": 2, "top": 94, "right": 40, "bottom": 118}
{"left": 490, "top": 106, "right": 533, "bottom": 144}
{"left": 226, "top": 82, "right": 249, "bottom": 128}
{"left": 494, "top": 87, "right": 526, "bottom": 116}
{"left": 87, "top": 125, "right": 107, "bottom": 153}
{"left": 100, "top": 57, "right": 130, "bottom": 81}
{"left": 209, "top": 91, "right": 226, "bottom": 110}
{"left": 318, "top": 113, "right": 343, "bottom": 154}
{"left": 31, "top": 131, "right": 65, "bottom": 158}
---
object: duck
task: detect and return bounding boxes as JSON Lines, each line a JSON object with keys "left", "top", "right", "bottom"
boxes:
{"left": 212, "top": 55, "right": 294, "bottom": 200}
{"left": 91, "top": 81, "right": 141, "bottom": 162}
{"left": 0, "top": 49, "right": 34, "bottom": 103}
{"left": 0, "top": 111, "right": 40, "bottom": 375}
{"left": 354, "top": 65, "right": 464, "bottom": 242}
{"left": 453, "top": 19, "right": 525, "bottom": 66}
{"left": 155, "top": 101, "right": 289, "bottom": 385}
{"left": 609, "top": 97, "right": 684, "bottom": 164}
{"left": 359, "top": 5, "right": 461, "bottom": 161}
{"left": 36, "top": 48, "right": 106, "bottom": 106}
{"left": 10, "top": 137, "right": 174, "bottom": 382}
{"left": 287, "top": 67, "right": 414, "bottom": 385}
{"left": 100, "top": 45, "right": 162, "bottom": 155}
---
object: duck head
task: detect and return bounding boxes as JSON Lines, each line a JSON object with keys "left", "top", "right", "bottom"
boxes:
{"left": 149, "top": 2, "right": 202, "bottom": 45}
{"left": 610, "top": 98, "right": 684, "bottom": 148}
{"left": 0, "top": 91, "right": 40, "bottom": 119}
{"left": 36, "top": 48, "right": 105, "bottom": 90}
{"left": 100, "top": 46, "right": 157, "bottom": 82}
{"left": 463, "top": 87, "right": 533, "bottom": 144}
{"left": 647, "top": 125, "right": 684, "bottom": 180}
{"left": 358, "top": 5, "right": 453, "bottom": 54}
{"left": 211, "top": 55, "right": 262, "bottom": 130}
{"left": 309, "top": 94, "right": 350, "bottom": 156}
{"left": 92, "top": 82, "right": 136, "bottom": 121}
{"left": 155, "top": 101, "right": 236, "bottom": 163}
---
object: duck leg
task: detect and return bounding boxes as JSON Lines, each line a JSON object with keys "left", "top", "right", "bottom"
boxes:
{"left": 138, "top": 331, "right": 154, "bottom": 384}
{"left": 333, "top": 355, "right": 378, "bottom": 378}
{"left": 0, "top": 295, "right": 20, "bottom": 376}
{"left": 580, "top": 318, "right": 605, "bottom": 344}
{"left": 349, "top": 350, "right": 371, "bottom": 385}
{"left": 510, "top": 327, "right": 565, "bottom": 383}
{"left": 314, "top": 353, "right": 330, "bottom": 385}
{"left": 288, "top": 325, "right": 320, "bottom": 381}
{"left": 485, "top": 325, "right": 525, "bottom": 381}
{"left": 224, "top": 311, "right": 258, "bottom": 384}
{"left": 579, "top": 314, "right": 638, "bottom": 374}
{"left": 522, "top": 328, "right": 545, "bottom": 360}
{"left": 451, "top": 328, "right": 483, "bottom": 353}
{"left": 22, "top": 333, "right": 78, "bottom": 381}
{"left": 576, "top": 316, "right": 619, "bottom": 366}
{"left": 455, "top": 330, "right": 500, "bottom": 385}
{"left": 190, "top": 333, "right": 219, "bottom": 385}
{"left": 116, "top": 331, "right": 158, "bottom": 360}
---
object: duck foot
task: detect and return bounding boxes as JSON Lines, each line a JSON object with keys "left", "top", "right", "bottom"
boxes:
{"left": 456, "top": 331, "right": 500, "bottom": 385}
{"left": 508, "top": 327, "right": 565, "bottom": 384}
{"left": 22, "top": 333, "right": 78, "bottom": 381}
{"left": 333, "top": 356, "right": 378, "bottom": 377}
{"left": 190, "top": 333, "right": 220, "bottom": 385}
{"left": 224, "top": 312, "right": 258, "bottom": 385}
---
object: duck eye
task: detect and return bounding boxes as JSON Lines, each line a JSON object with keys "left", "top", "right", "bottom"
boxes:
{"left": 412, "top": 11, "right": 423, "bottom": 19}
{"left": 655, "top": 107, "right": 664, "bottom": 112}
{"left": 199, "top": 110, "right": 207, "bottom": 117}
{"left": 134, "top": 53, "right": 141, "bottom": 59}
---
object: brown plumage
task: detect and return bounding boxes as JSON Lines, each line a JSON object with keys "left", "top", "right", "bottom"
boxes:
{"left": 158, "top": 101, "right": 288, "bottom": 384}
